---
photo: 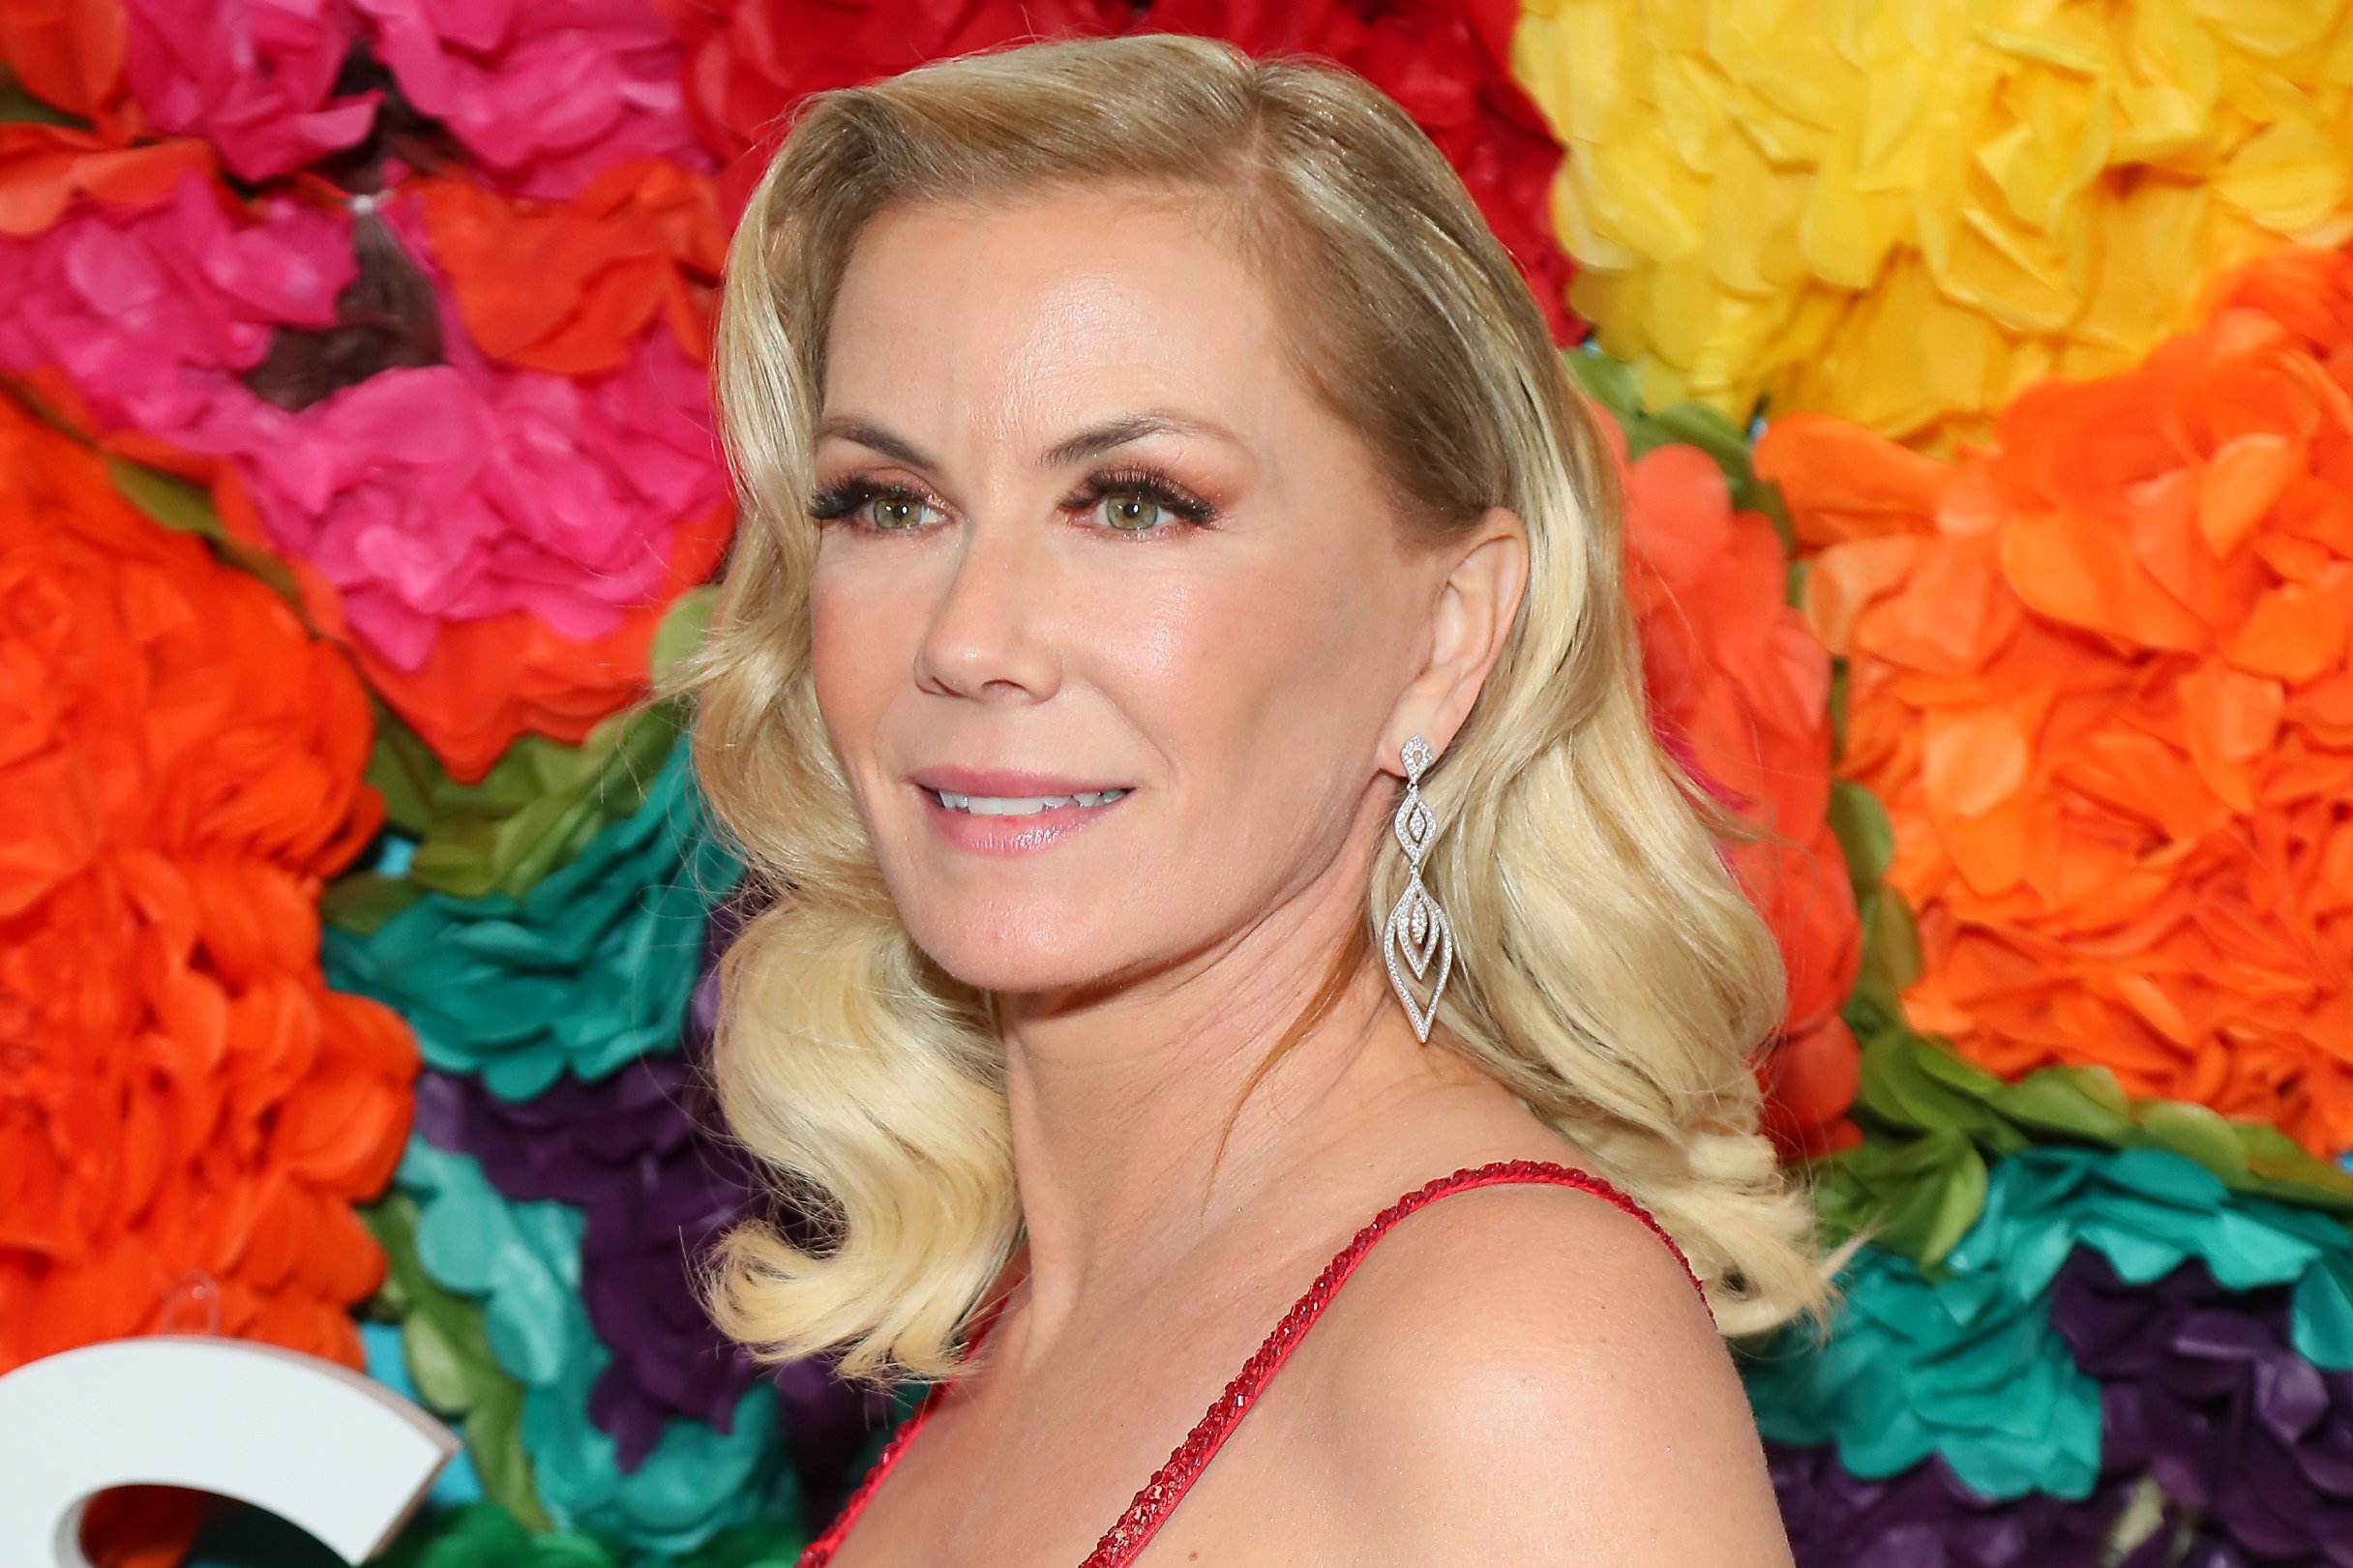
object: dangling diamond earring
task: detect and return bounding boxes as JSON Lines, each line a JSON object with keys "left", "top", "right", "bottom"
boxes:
{"left": 1382, "top": 734, "right": 1454, "bottom": 1043}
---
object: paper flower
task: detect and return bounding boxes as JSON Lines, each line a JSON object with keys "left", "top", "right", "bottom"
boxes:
{"left": 218, "top": 186, "right": 730, "bottom": 673}
{"left": 365, "top": 1192, "right": 547, "bottom": 1530}
{"left": 1515, "top": 0, "right": 2353, "bottom": 444}
{"left": 348, "top": 0, "right": 715, "bottom": 200}
{"left": 1765, "top": 1442, "right": 2172, "bottom": 1568}
{"left": 343, "top": 578, "right": 727, "bottom": 784}
{"left": 1758, "top": 245, "right": 2353, "bottom": 1154}
{"left": 672, "top": 0, "right": 1583, "bottom": 341}
{"left": 2052, "top": 1248, "right": 2353, "bottom": 1562}
{"left": 411, "top": 159, "right": 727, "bottom": 373}
{"left": 0, "top": 0, "right": 138, "bottom": 129}
{"left": 0, "top": 388, "right": 413, "bottom": 1377}
{"left": 409, "top": 901, "right": 890, "bottom": 1483}
{"left": 0, "top": 170, "right": 733, "bottom": 775}
{"left": 399, "top": 1138, "right": 789, "bottom": 1555}
{"left": 122, "top": 0, "right": 381, "bottom": 181}
{"left": 1818, "top": 1027, "right": 2353, "bottom": 1271}
{"left": 417, "top": 1055, "right": 758, "bottom": 1467}
{"left": 1602, "top": 388, "right": 1862, "bottom": 1161}
{"left": 1742, "top": 1145, "right": 2353, "bottom": 1499}
{"left": 1742, "top": 1235, "right": 2104, "bottom": 1499}
{"left": 0, "top": 123, "right": 216, "bottom": 238}
{"left": 0, "top": 167, "right": 356, "bottom": 436}
{"left": 233, "top": 340, "right": 718, "bottom": 666}
{"left": 669, "top": 0, "right": 1129, "bottom": 174}
{"left": 377, "top": 1502, "right": 810, "bottom": 1568}
{"left": 321, "top": 736, "right": 739, "bottom": 1099}
{"left": 342, "top": 695, "right": 684, "bottom": 910}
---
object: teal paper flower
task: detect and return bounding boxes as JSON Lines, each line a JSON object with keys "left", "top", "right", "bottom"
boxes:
{"left": 325, "top": 738, "right": 739, "bottom": 1099}
{"left": 398, "top": 1139, "right": 789, "bottom": 1555}
{"left": 1744, "top": 1145, "right": 2353, "bottom": 1501}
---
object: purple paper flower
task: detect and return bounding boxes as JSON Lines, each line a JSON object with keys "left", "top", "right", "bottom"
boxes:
{"left": 1766, "top": 1442, "right": 2212, "bottom": 1568}
{"left": 2052, "top": 1249, "right": 2353, "bottom": 1564}
{"left": 349, "top": 0, "right": 715, "bottom": 198}
{"left": 124, "top": 0, "right": 382, "bottom": 181}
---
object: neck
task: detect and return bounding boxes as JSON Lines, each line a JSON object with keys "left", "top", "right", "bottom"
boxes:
{"left": 991, "top": 800, "right": 1471, "bottom": 1352}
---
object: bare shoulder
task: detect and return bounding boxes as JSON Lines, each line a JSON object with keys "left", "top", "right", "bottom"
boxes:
{"left": 1298, "top": 1178, "right": 1793, "bottom": 1568}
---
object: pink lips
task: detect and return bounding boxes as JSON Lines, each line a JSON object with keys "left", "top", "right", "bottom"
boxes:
{"left": 908, "top": 767, "right": 1132, "bottom": 857}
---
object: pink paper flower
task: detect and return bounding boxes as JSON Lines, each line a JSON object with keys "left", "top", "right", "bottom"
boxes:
{"left": 0, "top": 169, "right": 354, "bottom": 435}
{"left": 0, "top": 173, "right": 726, "bottom": 675}
{"left": 232, "top": 311, "right": 725, "bottom": 664}
{"left": 350, "top": 0, "right": 714, "bottom": 198}
{"left": 123, "top": 0, "right": 381, "bottom": 181}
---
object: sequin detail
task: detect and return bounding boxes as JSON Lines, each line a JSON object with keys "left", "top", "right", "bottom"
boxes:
{"left": 793, "top": 1158, "right": 1710, "bottom": 1567}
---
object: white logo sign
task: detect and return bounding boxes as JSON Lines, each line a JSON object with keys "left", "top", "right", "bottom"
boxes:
{"left": 0, "top": 1337, "right": 459, "bottom": 1567}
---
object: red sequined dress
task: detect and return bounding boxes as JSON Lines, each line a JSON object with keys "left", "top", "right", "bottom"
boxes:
{"left": 796, "top": 1157, "right": 1712, "bottom": 1567}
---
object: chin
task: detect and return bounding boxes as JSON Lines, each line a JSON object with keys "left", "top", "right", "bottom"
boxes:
{"left": 898, "top": 899, "right": 1143, "bottom": 998}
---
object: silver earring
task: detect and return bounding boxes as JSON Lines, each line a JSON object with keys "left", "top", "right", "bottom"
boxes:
{"left": 1382, "top": 734, "right": 1454, "bottom": 1043}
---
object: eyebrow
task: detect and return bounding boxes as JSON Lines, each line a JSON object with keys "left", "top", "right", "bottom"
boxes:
{"left": 814, "top": 410, "right": 1248, "bottom": 470}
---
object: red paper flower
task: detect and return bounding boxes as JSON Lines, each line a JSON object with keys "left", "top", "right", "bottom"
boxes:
{"left": 667, "top": 0, "right": 1582, "bottom": 342}
{"left": 1617, "top": 429, "right": 1863, "bottom": 1161}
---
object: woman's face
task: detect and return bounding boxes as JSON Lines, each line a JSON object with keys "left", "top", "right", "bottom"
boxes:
{"left": 809, "top": 187, "right": 1469, "bottom": 998}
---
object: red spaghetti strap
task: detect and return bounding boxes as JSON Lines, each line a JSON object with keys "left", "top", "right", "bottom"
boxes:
{"left": 798, "top": 1158, "right": 1707, "bottom": 1568}
{"left": 1077, "top": 1158, "right": 1708, "bottom": 1567}
{"left": 795, "top": 1287, "right": 1018, "bottom": 1567}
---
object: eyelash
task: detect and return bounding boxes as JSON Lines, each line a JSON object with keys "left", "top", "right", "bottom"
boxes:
{"left": 806, "top": 464, "right": 1219, "bottom": 537}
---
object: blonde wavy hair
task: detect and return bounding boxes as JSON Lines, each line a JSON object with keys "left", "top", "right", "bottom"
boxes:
{"left": 676, "top": 30, "right": 1859, "bottom": 1383}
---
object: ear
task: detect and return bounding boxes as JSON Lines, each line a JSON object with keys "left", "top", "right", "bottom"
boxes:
{"left": 1382, "top": 505, "right": 1531, "bottom": 775}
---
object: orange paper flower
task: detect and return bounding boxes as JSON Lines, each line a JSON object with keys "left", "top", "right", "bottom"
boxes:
{"left": 1618, "top": 429, "right": 1863, "bottom": 1161}
{"left": 0, "top": 0, "right": 215, "bottom": 241}
{"left": 0, "top": 123, "right": 213, "bottom": 238}
{"left": 0, "top": 0, "right": 134, "bottom": 131}
{"left": 414, "top": 160, "right": 728, "bottom": 374}
{"left": 0, "top": 388, "right": 416, "bottom": 1375}
{"left": 1758, "top": 246, "right": 2353, "bottom": 1154}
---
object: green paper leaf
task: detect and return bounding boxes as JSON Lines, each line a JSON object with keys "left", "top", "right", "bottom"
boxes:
{"left": 363, "top": 1196, "right": 551, "bottom": 1531}
{"left": 1827, "top": 656, "right": 1851, "bottom": 762}
{"left": 1564, "top": 346, "right": 1640, "bottom": 421}
{"left": 1825, "top": 780, "right": 1893, "bottom": 897}
{"left": 346, "top": 698, "right": 687, "bottom": 907}
{"left": 102, "top": 455, "right": 313, "bottom": 613}
{"left": 0, "top": 64, "right": 92, "bottom": 127}
{"left": 320, "top": 871, "right": 427, "bottom": 936}
{"left": 650, "top": 587, "right": 717, "bottom": 687}
{"left": 1850, "top": 887, "right": 1922, "bottom": 1012}
{"left": 1647, "top": 399, "right": 1750, "bottom": 473}
{"left": 1815, "top": 1129, "right": 1987, "bottom": 1264}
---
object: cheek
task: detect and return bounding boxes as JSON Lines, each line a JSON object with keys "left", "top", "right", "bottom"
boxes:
{"left": 808, "top": 567, "right": 907, "bottom": 775}
{"left": 1087, "top": 541, "right": 1396, "bottom": 824}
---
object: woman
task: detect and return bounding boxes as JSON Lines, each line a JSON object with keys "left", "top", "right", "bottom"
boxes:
{"left": 679, "top": 29, "right": 1853, "bottom": 1567}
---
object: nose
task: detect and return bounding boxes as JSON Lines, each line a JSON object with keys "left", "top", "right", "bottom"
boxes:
{"left": 913, "top": 513, "right": 1063, "bottom": 705}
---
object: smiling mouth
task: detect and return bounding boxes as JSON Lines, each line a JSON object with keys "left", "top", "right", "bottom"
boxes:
{"left": 924, "top": 787, "right": 1130, "bottom": 815}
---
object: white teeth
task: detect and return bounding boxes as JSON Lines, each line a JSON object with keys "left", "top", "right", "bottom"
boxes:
{"left": 932, "top": 787, "right": 1129, "bottom": 815}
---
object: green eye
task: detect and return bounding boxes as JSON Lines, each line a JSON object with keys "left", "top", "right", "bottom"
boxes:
{"left": 869, "top": 494, "right": 929, "bottom": 529}
{"left": 1103, "top": 491, "right": 1163, "bottom": 531}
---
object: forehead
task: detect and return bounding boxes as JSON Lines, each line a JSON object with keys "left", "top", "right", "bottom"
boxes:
{"left": 820, "top": 188, "right": 1289, "bottom": 445}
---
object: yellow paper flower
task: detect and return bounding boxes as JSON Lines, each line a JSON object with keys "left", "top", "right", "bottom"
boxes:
{"left": 1513, "top": 0, "right": 2353, "bottom": 447}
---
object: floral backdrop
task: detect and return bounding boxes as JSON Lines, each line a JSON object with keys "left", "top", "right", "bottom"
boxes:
{"left": 2, "top": 1, "right": 2349, "bottom": 1564}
